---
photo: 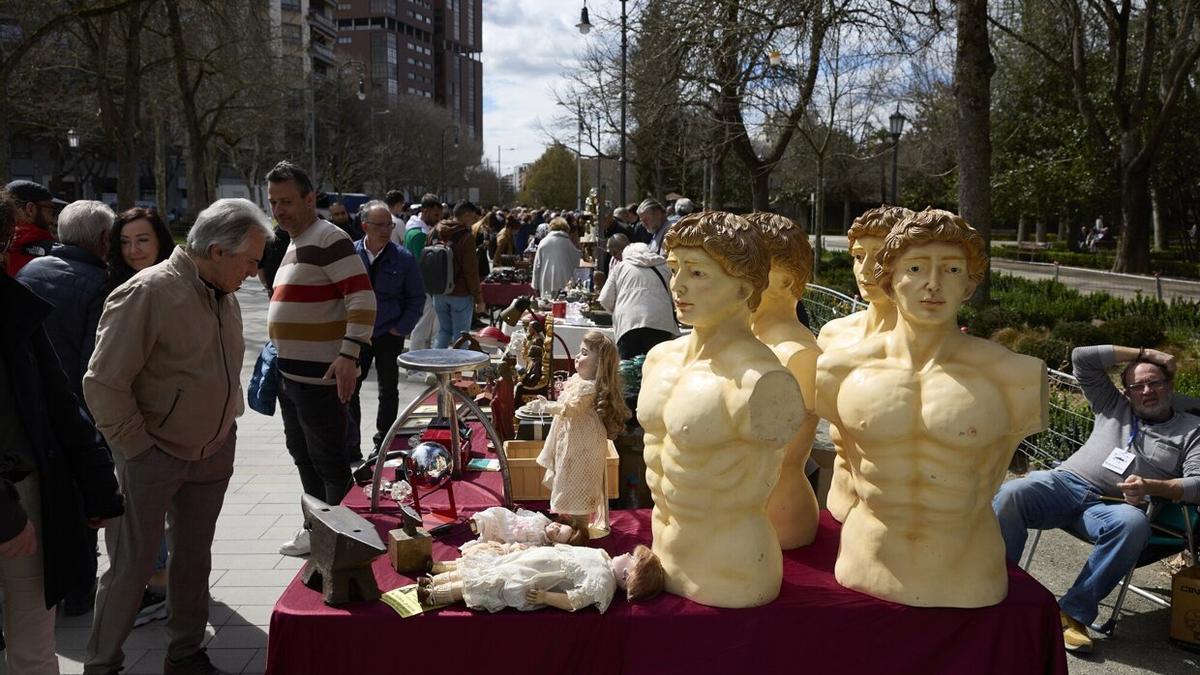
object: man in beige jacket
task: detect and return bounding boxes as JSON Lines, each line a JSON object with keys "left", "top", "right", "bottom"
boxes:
{"left": 83, "top": 199, "right": 272, "bottom": 675}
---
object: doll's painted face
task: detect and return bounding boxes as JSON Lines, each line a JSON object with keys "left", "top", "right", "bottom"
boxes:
{"left": 611, "top": 552, "right": 634, "bottom": 589}
{"left": 544, "top": 522, "right": 576, "bottom": 544}
{"left": 575, "top": 343, "right": 598, "bottom": 380}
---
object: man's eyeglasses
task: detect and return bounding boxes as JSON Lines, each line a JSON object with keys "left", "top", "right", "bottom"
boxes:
{"left": 1125, "top": 379, "right": 1168, "bottom": 394}
{"left": 365, "top": 220, "right": 394, "bottom": 228}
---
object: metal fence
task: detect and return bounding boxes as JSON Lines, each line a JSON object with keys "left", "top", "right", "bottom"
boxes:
{"left": 802, "top": 284, "right": 1089, "bottom": 468}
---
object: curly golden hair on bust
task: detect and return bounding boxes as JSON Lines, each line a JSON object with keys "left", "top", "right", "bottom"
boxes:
{"left": 873, "top": 207, "right": 988, "bottom": 296}
{"left": 582, "top": 331, "right": 631, "bottom": 439}
{"left": 744, "top": 212, "right": 813, "bottom": 299}
{"left": 847, "top": 205, "right": 914, "bottom": 244}
{"left": 663, "top": 211, "right": 771, "bottom": 311}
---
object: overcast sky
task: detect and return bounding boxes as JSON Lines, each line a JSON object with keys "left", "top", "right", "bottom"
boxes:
{"left": 482, "top": 0, "right": 597, "bottom": 175}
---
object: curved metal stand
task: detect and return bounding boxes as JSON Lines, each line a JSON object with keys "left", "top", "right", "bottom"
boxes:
{"left": 369, "top": 349, "right": 513, "bottom": 512}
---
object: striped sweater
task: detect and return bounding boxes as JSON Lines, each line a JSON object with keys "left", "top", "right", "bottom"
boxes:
{"left": 268, "top": 219, "right": 377, "bottom": 384}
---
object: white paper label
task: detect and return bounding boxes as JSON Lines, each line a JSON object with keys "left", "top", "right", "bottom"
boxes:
{"left": 1102, "top": 447, "right": 1136, "bottom": 475}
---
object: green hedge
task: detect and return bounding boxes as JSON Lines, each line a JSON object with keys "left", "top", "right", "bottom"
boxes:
{"left": 991, "top": 245, "right": 1200, "bottom": 279}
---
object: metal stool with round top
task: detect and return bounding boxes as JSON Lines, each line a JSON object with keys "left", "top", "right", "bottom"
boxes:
{"left": 369, "top": 348, "right": 513, "bottom": 512}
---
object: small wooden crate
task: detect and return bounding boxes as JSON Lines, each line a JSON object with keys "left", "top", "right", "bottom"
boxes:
{"left": 503, "top": 439, "right": 619, "bottom": 501}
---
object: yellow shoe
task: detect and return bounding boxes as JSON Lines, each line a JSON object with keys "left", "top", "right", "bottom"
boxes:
{"left": 1060, "top": 610, "right": 1094, "bottom": 653}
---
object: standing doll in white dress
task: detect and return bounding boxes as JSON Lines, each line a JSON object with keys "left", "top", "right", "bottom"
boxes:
{"left": 535, "top": 331, "right": 631, "bottom": 536}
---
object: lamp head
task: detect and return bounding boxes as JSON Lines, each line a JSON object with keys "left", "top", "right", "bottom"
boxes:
{"left": 577, "top": 3, "right": 592, "bottom": 34}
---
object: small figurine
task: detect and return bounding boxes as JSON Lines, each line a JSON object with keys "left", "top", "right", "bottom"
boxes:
{"left": 417, "top": 543, "right": 665, "bottom": 613}
{"left": 534, "top": 331, "right": 630, "bottom": 535}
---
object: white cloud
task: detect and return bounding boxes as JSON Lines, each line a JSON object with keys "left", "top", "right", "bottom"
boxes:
{"left": 482, "top": 0, "right": 600, "bottom": 173}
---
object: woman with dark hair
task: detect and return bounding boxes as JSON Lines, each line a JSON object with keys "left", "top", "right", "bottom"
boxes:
{"left": 108, "top": 207, "right": 174, "bottom": 284}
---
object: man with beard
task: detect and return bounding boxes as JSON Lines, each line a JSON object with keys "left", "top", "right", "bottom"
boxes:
{"left": 993, "top": 345, "right": 1200, "bottom": 653}
{"left": 4, "top": 180, "right": 57, "bottom": 275}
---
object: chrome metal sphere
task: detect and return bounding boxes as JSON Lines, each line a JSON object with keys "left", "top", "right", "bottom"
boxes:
{"left": 408, "top": 442, "right": 453, "bottom": 488}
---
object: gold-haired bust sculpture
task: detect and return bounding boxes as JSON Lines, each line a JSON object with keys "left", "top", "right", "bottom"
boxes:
{"left": 638, "top": 211, "right": 804, "bottom": 608}
{"left": 816, "top": 205, "right": 912, "bottom": 522}
{"left": 815, "top": 208, "right": 1048, "bottom": 607}
{"left": 744, "top": 212, "right": 821, "bottom": 549}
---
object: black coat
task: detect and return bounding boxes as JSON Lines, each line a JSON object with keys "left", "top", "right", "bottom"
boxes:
{"left": 0, "top": 275, "right": 124, "bottom": 608}
{"left": 15, "top": 244, "right": 111, "bottom": 403}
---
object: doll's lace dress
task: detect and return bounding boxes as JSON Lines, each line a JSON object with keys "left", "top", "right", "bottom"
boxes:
{"left": 535, "top": 376, "right": 608, "bottom": 516}
{"left": 464, "top": 507, "right": 551, "bottom": 550}
{"left": 460, "top": 544, "right": 616, "bottom": 613}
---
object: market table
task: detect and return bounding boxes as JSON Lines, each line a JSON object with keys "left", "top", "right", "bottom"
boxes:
{"left": 480, "top": 281, "right": 534, "bottom": 308}
{"left": 267, "top": 459, "right": 1067, "bottom": 674}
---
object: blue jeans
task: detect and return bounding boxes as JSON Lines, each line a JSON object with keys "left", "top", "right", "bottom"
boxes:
{"left": 993, "top": 469, "right": 1150, "bottom": 625}
{"left": 432, "top": 294, "right": 474, "bottom": 348}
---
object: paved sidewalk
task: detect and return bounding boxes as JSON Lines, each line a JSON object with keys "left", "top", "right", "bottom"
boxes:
{"left": 37, "top": 285, "right": 1197, "bottom": 674}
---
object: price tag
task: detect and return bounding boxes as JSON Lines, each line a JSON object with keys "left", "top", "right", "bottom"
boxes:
{"left": 1102, "top": 447, "right": 1135, "bottom": 475}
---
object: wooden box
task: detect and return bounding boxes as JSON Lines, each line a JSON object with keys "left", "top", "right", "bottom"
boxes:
{"left": 387, "top": 528, "right": 432, "bottom": 575}
{"left": 503, "top": 439, "right": 619, "bottom": 502}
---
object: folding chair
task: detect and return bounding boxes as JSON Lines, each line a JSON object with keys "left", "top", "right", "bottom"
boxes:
{"left": 1022, "top": 497, "right": 1199, "bottom": 636}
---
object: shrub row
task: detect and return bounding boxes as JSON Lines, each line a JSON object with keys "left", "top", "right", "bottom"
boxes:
{"left": 990, "top": 246, "right": 1200, "bottom": 279}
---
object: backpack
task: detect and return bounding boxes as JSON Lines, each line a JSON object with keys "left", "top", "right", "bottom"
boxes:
{"left": 419, "top": 228, "right": 466, "bottom": 295}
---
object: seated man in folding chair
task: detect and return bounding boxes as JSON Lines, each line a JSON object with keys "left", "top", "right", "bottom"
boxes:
{"left": 993, "top": 344, "right": 1200, "bottom": 654}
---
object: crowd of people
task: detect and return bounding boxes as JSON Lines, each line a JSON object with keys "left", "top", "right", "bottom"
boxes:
{"left": 0, "top": 164, "right": 701, "bottom": 674}
{"left": 3, "top": 160, "right": 1195, "bottom": 672}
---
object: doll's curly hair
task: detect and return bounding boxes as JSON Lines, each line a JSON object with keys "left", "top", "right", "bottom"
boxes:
{"left": 582, "top": 331, "right": 631, "bottom": 439}
{"left": 626, "top": 545, "right": 666, "bottom": 602}
{"left": 744, "top": 212, "right": 813, "bottom": 299}
{"left": 664, "top": 211, "right": 771, "bottom": 311}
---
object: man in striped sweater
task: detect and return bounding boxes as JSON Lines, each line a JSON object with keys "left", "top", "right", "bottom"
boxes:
{"left": 266, "top": 161, "right": 377, "bottom": 557}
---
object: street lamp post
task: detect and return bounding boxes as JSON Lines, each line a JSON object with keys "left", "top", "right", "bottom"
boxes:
{"left": 440, "top": 125, "right": 459, "bottom": 203}
{"left": 577, "top": 0, "right": 626, "bottom": 207}
{"left": 889, "top": 104, "right": 907, "bottom": 205}
{"left": 497, "top": 145, "right": 516, "bottom": 204}
{"left": 312, "top": 61, "right": 368, "bottom": 184}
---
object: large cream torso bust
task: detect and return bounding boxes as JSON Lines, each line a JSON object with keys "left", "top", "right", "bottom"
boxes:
{"left": 640, "top": 335, "right": 802, "bottom": 607}
{"left": 814, "top": 234, "right": 895, "bottom": 523}
{"left": 638, "top": 236, "right": 803, "bottom": 608}
{"left": 756, "top": 305, "right": 821, "bottom": 549}
{"left": 815, "top": 238, "right": 1047, "bottom": 607}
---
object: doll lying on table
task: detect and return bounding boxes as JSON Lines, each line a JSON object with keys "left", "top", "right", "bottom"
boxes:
{"left": 529, "top": 331, "right": 631, "bottom": 536}
{"left": 433, "top": 507, "right": 590, "bottom": 574}
{"left": 417, "top": 543, "right": 665, "bottom": 613}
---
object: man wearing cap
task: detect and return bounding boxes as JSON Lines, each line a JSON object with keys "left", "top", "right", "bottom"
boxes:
{"left": 632, "top": 198, "right": 668, "bottom": 255}
{"left": 4, "top": 180, "right": 57, "bottom": 276}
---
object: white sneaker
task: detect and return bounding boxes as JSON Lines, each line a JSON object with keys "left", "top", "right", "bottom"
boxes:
{"left": 279, "top": 528, "right": 311, "bottom": 556}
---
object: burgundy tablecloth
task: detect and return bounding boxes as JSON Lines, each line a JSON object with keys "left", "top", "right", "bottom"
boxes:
{"left": 481, "top": 282, "right": 534, "bottom": 307}
{"left": 268, "top": 504, "right": 1067, "bottom": 675}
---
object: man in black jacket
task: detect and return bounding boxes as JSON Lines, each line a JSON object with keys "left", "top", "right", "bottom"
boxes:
{"left": 17, "top": 199, "right": 117, "bottom": 617}
{"left": 0, "top": 189, "right": 125, "bottom": 672}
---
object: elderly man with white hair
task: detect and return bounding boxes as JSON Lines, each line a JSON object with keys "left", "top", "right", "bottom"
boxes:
{"left": 83, "top": 198, "right": 273, "bottom": 675}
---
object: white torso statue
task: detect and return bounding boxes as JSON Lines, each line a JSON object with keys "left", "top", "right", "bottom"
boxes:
{"left": 639, "top": 213, "right": 804, "bottom": 608}
{"left": 815, "top": 212, "right": 1047, "bottom": 607}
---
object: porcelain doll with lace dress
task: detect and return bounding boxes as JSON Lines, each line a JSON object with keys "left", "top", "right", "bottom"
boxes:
{"left": 529, "top": 331, "right": 631, "bottom": 536}
{"left": 417, "top": 543, "right": 665, "bottom": 613}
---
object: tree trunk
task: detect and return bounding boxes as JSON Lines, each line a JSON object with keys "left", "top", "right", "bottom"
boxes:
{"left": 154, "top": 104, "right": 168, "bottom": 217}
{"left": 1035, "top": 219, "right": 1046, "bottom": 243}
{"left": 1113, "top": 163, "right": 1152, "bottom": 273}
{"left": 749, "top": 167, "right": 770, "bottom": 212}
{"left": 1016, "top": 213, "right": 1027, "bottom": 242}
{"left": 165, "top": 0, "right": 209, "bottom": 221}
{"left": 1056, "top": 213, "right": 1068, "bottom": 242}
{"left": 955, "top": 0, "right": 995, "bottom": 306}
{"left": 1151, "top": 188, "right": 1165, "bottom": 252}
